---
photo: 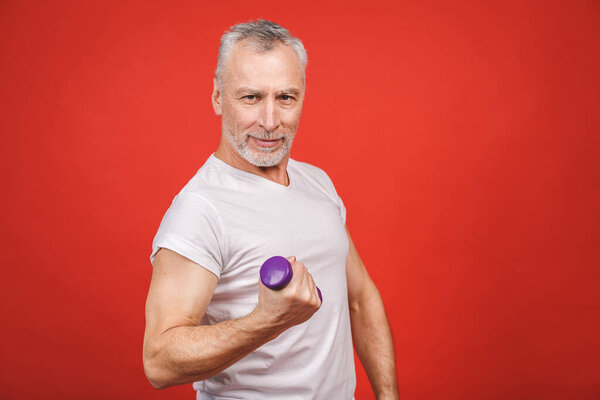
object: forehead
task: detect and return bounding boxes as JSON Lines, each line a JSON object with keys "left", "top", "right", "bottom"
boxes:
{"left": 223, "top": 40, "right": 304, "bottom": 91}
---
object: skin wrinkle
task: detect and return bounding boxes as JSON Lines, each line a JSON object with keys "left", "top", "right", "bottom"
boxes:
{"left": 217, "top": 37, "right": 307, "bottom": 91}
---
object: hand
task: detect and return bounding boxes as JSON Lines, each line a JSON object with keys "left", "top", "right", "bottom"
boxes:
{"left": 254, "top": 256, "right": 322, "bottom": 331}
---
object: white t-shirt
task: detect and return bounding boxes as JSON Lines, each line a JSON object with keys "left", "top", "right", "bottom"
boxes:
{"left": 150, "top": 154, "right": 356, "bottom": 399}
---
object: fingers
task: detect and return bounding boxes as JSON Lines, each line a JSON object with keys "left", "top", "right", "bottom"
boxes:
{"left": 305, "top": 270, "right": 322, "bottom": 307}
{"left": 287, "top": 260, "right": 321, "bottom": 308}
{"left": 256, "top": 257, "right": 321, "bottom": 329}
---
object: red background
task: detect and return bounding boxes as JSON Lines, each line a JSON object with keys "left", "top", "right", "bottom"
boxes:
{"left": 1, "top": 1, "right": 599, "bottom": 399}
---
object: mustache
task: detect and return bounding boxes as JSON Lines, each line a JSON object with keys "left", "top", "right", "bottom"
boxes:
{"left": 248, "top": 130, "right": 285, "bottom": 140}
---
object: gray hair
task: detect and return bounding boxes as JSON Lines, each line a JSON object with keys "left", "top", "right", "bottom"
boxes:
{"left": 216, "top": 20, "right": 308, "bottom": 88}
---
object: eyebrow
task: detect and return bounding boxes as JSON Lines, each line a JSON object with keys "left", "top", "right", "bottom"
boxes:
{"left": 277, "top": 88, "right": 301, "bottom": 96}
{"left": 234, "top": 87, "right": 264, "bottom": 96}
{"left": 234, "top": 87, "right": 301, "bottom": 96}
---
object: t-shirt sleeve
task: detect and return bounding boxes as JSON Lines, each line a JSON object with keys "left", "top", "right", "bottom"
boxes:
{"left": 316, "top": 168, "right": 346, "bottom": 225}
{"left": 149, "top": 192, "right": 224, "bottom": 278}
{"left": 337, "top": 191, "right": 347, "bottom": 225}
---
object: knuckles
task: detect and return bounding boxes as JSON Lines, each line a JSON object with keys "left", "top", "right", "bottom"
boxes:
{"left": 292, "top": 262, "right": 307, "bottom": 276}
{"left": 258, "top": 259, "right": 321, "bottom": 326}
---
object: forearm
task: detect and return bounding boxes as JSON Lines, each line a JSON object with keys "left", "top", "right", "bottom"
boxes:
{"left": 350, "top": 283, "right": 399, "bottom": 399}
{"left": 144, "top": 310, "right": 281, "bottom": 389}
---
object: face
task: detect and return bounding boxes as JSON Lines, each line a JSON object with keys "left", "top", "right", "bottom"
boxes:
{"left": 212, "top": 41, "right": 305, "bottom": 167}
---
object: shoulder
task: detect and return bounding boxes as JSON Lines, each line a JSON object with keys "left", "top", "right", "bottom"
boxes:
{"left": 289, "top": 158, "right": 342, "bottom": 201}
{"left": 290, "top": 158, "right": 346, "bottom": 222}
{"left": 177, "top": 155, "right": 227, "bottom": 199}
{"left": 289, "top": 158, "right": 335, "bottom": 186}
{"left": 155, "top": 156, "right": 225, "bottom": 222}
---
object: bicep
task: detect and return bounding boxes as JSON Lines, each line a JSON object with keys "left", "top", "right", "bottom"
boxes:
{"left": 145, "top": 248, "right": 218, "bottom": 339}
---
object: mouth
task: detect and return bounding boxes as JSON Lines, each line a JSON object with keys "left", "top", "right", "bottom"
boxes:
{"left": 250, "top": 136, "right": 282, "bottom": 148}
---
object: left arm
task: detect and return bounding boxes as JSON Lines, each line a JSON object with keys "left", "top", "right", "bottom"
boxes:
{"left": 346, "top": 226, "right": 399, "bottom": 400}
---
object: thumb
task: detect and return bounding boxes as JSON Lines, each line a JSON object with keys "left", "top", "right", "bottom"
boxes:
{"left": 286, "top": 256, "right": 296, "bottom": 263}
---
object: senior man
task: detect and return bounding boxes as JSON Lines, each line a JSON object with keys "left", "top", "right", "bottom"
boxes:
{"left": 143, "top": 20, "right": 399, "bottom": 400}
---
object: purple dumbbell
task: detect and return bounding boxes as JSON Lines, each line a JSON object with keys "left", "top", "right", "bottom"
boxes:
{"left": 260, "top": 256, "right": 323, "bottom": 303}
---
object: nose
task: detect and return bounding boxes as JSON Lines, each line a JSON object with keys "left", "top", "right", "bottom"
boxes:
{"left": 258, "top": 98, "right": 280, "bottom": 132}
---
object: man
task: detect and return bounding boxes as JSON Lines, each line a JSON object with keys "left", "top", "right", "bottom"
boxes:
{"left": 143, "top": 20, "right": 399, "bottom": 400}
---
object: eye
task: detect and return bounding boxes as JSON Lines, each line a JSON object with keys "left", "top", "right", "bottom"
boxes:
{"left": 279, "top": 94, "right": 295, "bottom": 102}
{"left": 240, "top": 94, "right": 261, "bottom": 104}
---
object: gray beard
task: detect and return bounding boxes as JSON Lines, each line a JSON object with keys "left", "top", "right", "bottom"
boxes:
{"left": 224, "top": 129, "right": 295, "bottom": 167}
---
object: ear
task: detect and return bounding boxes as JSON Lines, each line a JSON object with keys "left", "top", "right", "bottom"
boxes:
{"left": 211, "top": 78, "right": 222, "bottom": 116}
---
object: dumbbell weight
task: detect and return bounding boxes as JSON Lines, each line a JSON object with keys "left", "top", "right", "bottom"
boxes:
{"left": 260, "top": 256, "right": 322, "bottom": 303}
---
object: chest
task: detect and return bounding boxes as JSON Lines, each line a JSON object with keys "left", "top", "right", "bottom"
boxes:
{"left": 205, "top": 187, "right": 348, "bottom": 321}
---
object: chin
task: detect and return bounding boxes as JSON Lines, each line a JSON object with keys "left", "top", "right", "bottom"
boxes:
{"left": 241, "top": 148, "right": 287, "bottom": 167}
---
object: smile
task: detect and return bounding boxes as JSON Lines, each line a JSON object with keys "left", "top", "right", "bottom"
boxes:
{"left": 251, "top": 136, "right": 282, "bottom": 148}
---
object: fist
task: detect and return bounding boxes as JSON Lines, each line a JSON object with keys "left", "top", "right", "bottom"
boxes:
{"left": 256, "top": 256, "right": 322, "bottom": 330}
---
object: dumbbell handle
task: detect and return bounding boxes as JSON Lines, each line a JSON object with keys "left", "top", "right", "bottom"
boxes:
{"left": 260, "top": 256, "right": 323, "bottom": 303}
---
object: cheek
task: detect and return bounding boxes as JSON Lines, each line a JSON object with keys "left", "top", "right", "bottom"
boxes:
{"left": 229, "top": 107, "right": 259, "bottom": 130}
{"left": 221, "top": 101, "right": 252, "bottom": 125}
{"left": 282, "top": 108, "right": 303, "bottom": 129}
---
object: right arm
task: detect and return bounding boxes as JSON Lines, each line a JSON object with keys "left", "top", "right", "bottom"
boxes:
{"left": 143, "top": 249, "right": 320, "bottom": 389}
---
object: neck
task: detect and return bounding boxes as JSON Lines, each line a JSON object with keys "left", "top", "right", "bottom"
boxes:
{"left": 215, "top": 139, "right": 290, "bottom": 186}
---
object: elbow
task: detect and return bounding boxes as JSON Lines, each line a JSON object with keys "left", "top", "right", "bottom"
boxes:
{"left": 143, "top": 348, "right": 178, "bottom": 390}
{"left": 144, "top": 359, "right": 212, "bottom": 389}
{"left": 349, "top": 283, "right": 383, "bottom": 315}
{"left": 143, "top": 347, "right": 207, "bottom": 389}
{"left": 142, "top": 336, "right": 215, "bottom": 388}
{"left": 148, "top": 377, "right": 169, "bottom": 390}
{"left": 143, "top": 357, "right": 169, "bottom": 389}
{"left": 146, "top": 373, "right": 168, "bottom": 390}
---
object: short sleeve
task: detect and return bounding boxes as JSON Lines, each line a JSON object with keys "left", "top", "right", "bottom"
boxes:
{"left": 315, "top": 167, "right": 347, "bottom": 225}
{"left": 336, "top": 192, "right": 347, "bottom": 224}
{"left": 150, "top": 192, "right": 224, "bottom": 278}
